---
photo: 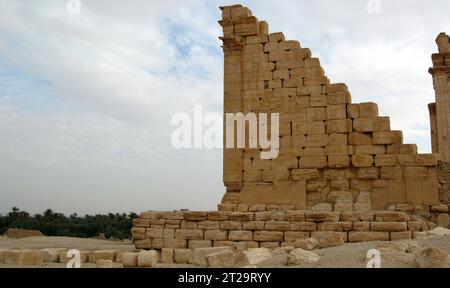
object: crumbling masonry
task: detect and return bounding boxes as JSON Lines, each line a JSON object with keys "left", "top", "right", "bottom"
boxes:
{"left": 132, "top": 5, "right": 450, "bottom": 253}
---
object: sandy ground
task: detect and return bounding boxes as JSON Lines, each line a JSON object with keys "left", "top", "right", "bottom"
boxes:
{"left": 0, "top": 236, "right": 135, "bottom": 251}
{"left": 1, "top": 234, "right": 450, "bottom": 268}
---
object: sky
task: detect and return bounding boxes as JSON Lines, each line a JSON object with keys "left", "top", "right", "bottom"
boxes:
{"left": 0, "top": 0, "right": 449, "bottom": 215}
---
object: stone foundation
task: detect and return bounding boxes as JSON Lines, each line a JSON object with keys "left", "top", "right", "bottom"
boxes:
{"left": 131, "top": 210, "right": 444, "bottom": 250}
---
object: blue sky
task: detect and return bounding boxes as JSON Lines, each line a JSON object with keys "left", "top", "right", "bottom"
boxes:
{"left": 0, "top": 0, "right": 449, "bottom": 215}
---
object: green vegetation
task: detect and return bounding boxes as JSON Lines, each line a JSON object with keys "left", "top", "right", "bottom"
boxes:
{"left": 0, "top": 207, "right": 138, "bottom": 240}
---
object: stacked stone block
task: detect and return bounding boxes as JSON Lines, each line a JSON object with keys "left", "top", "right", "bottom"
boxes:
{"left": 219, "top": 4, "right": 439, "bottom": 211}
{"left": 132, "top": 210, "right": 430, "bottom": 251}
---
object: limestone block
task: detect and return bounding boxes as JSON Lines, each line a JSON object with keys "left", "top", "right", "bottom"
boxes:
{"left": 294, "top": 238, "right": 319, "bottom": 250}
{"left": 183, "top": 211, "right": 207, "bottom": 221}
{"left": 163, "top": 239, "right": 188, "bottom": 249}
{"left": 348, "top": 231, "right": 390, "bottom": 242}
{"left": 328, "top": 156, "right": 350, "bottom": 168}
{"left": 380, "top": 167, "right": 403, "bottom": 180}
{"left": 398, "top": 154, "right": 415, "bottom": 166}
{"left": 188, "top": 240, "right": 212, "bottom": 249}
{"left": 341, "top": 212, "right": 375, "bottom": 222}
{"left": 228, "top": 231, "right": 253, "bottom": 241}
{"left": 327, "top": 104, "right": 347, "bottom": 120}
{"left": 334, "top": 203, "right": 354, "bottom": 212}
{"left": 373, "top": 131, "right": 403, "bottom": 145}
{"left": 404, "top": 167, "right": 428, "bottom": 180}
{"left": 415, "top": 154, "right": 438, "bottom": 167}
{"left": 131, "top": 227, "right": 146, "bottom": 240}
{"left": 269, "top": 32, "right": 285, "bottom": 42}
{"left": 137, "top": 250, "right": 159, "bottom": 267}
{"left": 305, "top": 212, "right": 341, "bottom": 222}
{"left": 174, "top": 249, "right": 192, "bottom": 264}
{"left": 229, "top": 212, "right": 254, "bottom": 221}
{"left": 3, "top": 250, "right": 43, "bottom": 266}
{"left": 279, "top": 40, "right": 300, "bottom": 51}
{"left": 328, "top": 134, "right": 348, "bottom": 146}
{"left": 359, "top": 102, "right": 378, "bottom": 118}
{"left": 284, "top": 211, "right": 305, "bottom": 222}
{"left": 262, "top": 169, "right": 290, "bottom": 182}
{"left": 181, "top": 221, "right": 198, "bottom": 229}
{"left": 220, "top": 221, "right": 243, "bottom": 230}
{"left": 89, "top": 250, "right": 118, "bottom": 263}
{"left": 307, "top": 107, "right": 327, "bottom": 121}
{"left": 357, "top": 167, "right": 379, "bottom": 179}
{"left": 192, "top": 247, "right": 233, "bottom": 267}
{"left": 437, "top": 213, "right": 450, "bottom": 228}
{"left": 287, "top": 249, "right": 320, "bottom": 265}
{"left": 163, "top": 228, "right": 175, "bottom": 239}
{"left": 390, "top": 231, "right": 412, "bottom": 241}
{"left": 389, "top": 144, "right": 418, "bottom": 155}
{"left": 351, "top": 155, "right": 374, "bottom": 167}
{"left": 310, "top": 94, "right": 327, "bottom": 107}
{"left": 303, "top": 147, "right": 326, "bottom": 157}
{"left": 235, "top": 16, "right": 259, "bottom": 36}
{"left": 204, "top": 230, "right": 228, "bottom": 241}
{"left": 348, "top": 133, "right": 372, "bottom": 145}
{"left": 265, "top": 221, "right": 290, "bottom": 231}
{"left": 208, "top": 212, "right": 231, "bottom": 221}
{"left": 226, "top": 248, "right": 272, "bottom": 268}
{"left": 347, "top": 104, "right": 360, "bottom": 118}
{"left": 370, "top": 222, "right": 407, "bottom": 232}
{"left": 235, "top": 241, "right": 259, "bottom": 251}
{"left": 311, "top": 231, "right": 345, "bottom": 248}
{"left": 311, "top": 203, "right": 333, "bottom": 212}
{"left": 431, "top": 204, "right": 449, "bottom": 213}
{"left": 375, "top": 155, "right": 397, "bottom": 167}
{"left": 375, "top": 211, "right": 410, "bottom": 222}
{"left": 327, "top": 191, "right": 353, "bottom": 203}
{"left": 326, "top": 145, "right": 348, "bottom": 156}
{"left": 327, "top": 91, "right": 351, "bottom": 105}
{"left": 299, "top": 156, "right": 328, "bottom": 169}
{"left": 206, "top": 250, "right": 235, "bottom": 268}
{"left": 318, "top": 222, "right": 352, "bottom": 232}
{"left": 253, "top": 231, "right": 284, "bottom": 241}
{"left": 254, "top": 211, "right": 286, "bottom": 221}
{"left": 353, "top": 222, "right": 370, "bottom": 231}
{"left": 291, "top": 169, "right": 320, "bottom": 180}
{"left": 176, "top": 230, "right": 204, "bottom": 243}
{"left": 354, "top": 145, "right": 385, "bottom": 155}
{"left": 246, "top": 35, "right": 268, "bottom": 45}
{"left": 236, "top": 204, "right": 249, "bottom": 212}
{"left": 326, "top": 119, "right": 353, "bottom": 133}
{"left": 284, "top": 231, "right": 310, "bottom": 242}
{"left": 121, "top": 252, "right": 139, "bottom": 267}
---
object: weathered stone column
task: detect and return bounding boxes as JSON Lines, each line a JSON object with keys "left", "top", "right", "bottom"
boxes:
{"left": 429, "top": 33, "right": 450, "bottom": 162}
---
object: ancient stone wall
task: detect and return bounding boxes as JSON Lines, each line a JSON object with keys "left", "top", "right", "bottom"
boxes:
{"left": 219, "top": 4, "right": 439, "bottom": 211}
{"left": 132, "top": 210, "right": 427, "bottom": 251}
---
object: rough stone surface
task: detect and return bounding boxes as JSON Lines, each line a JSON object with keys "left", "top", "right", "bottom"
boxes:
{"left": 137, "top": 250, "right": 159, "bottom": 267}
{"left": 287, "top": 249, "right": 320, "bottom": 265}
{"left": 416, "top": 247, "right": 450, "bottom": 268}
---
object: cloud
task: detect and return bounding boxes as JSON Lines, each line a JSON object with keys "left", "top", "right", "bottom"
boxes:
{"left": 0, "top": 0, "right": 448, "bottom": 214}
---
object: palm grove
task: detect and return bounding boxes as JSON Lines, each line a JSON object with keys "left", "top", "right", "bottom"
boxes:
{"left": 0, "top": 207, "right": 138, "bottom": 240}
